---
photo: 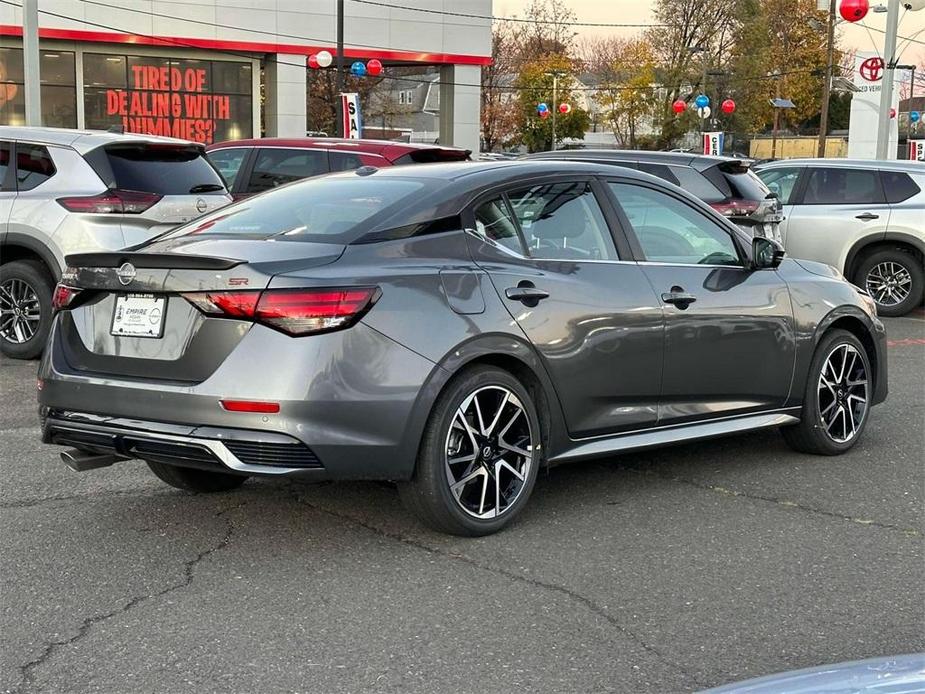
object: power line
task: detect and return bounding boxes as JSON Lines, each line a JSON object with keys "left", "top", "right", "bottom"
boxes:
{"left": 348, "top": 0, "right": 667, "bottom": 28}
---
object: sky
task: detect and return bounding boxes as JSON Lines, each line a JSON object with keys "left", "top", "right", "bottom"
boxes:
{"left": 495, "top": 0, "right": 925, "bottom": 67}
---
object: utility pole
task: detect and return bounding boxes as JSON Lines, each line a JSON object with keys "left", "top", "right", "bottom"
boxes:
{"left": 545, "top": 70, "right": 566, "bottom": 151}
{"left": 771, "top": 74, "right": 781, "bottom": 159}
{"left": 335, "top": 0, "right": 345, "bottom": 137}
{"left": 701, "top": 51, "right": 708, "bottom": 133}
{"left": 23, "top": 0, "right": 41, "bottom": 126}
{"left": 816, "top": 0, "right": 836, "bottom": 158}
{"left": 875, "top": 0, "right": 900, "bottom": 159}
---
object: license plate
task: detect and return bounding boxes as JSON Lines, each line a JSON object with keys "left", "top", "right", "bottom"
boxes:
{"left": 111, "top": 294, "right": 166, "bottom": 338}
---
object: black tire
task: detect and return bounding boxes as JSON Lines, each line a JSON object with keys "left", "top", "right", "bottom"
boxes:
{"left": 146, "top": 461, "right": 248, "bottom": 493}
{"left": 781, "top": 329, "right": 872, "bottom": 455}
{"left": 853, "top": 248, "right": 924, "bottom": 317}
{"left": 0, "top": 260, "right": 54, "bottom": 360}
{"left": 399, "top": 366, "right": 542, "bottom": 536}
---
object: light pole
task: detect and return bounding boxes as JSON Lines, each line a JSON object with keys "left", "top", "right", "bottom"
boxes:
{"left": 817, "top": 0, "right": 837, "bottom": 158}
{"left": 875, "top": 0, "right": 900, "bottom": 159}
{"left": 544, "top": 70, "right": 566, "bottom": 151}
{"left": 335, "top": 0, "right": 345, "bottom": 137}
{"left": 23, "top": 0, "right": 41, "bottom": 126}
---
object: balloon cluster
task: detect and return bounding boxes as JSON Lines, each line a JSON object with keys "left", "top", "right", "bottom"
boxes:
{"left": 672, "top": 97, "right": 736, "bottom": 115}
{"left": 536, "top": 102, "right": 573, "bottom": 118}
{"left": 308, "top": 51, "right": 383, "bottom": 77}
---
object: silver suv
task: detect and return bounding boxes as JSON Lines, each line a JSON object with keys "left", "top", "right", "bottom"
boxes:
{"left": 756, "top": 159, "right": 925, "bottom": 316}
{"left": 1, "top": 127, "right": 231, "bottom": 358}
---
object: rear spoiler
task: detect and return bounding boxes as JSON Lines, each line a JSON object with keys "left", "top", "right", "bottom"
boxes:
{"left": 65, "top": 252, "right": 242, "bottom": 271}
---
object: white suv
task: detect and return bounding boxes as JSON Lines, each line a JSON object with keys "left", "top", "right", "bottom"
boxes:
{"left": 0, "top": 127, "right": 231, "bottom": 358}
{"left": 756, "top": 159, "right": 925, "bottom": 316}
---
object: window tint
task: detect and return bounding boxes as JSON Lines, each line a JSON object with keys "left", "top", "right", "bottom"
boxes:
{"left": 168, "top": 178, "right": 424, "bottom": 244}
{"left": 247, "top": 148, "right": 328, "bottom": 193}
{"left": 610, "top": 182, "right": 741, "bottom": 266}
{"left": 669, "top": 165, "right": 726, "bottom": 203}
{"left": 507, "top": 182, "right": 618, "bottom": 261}
{"left": 86, "top": 144, "right": 225, "bottom": 195}
{"left": 803, "top": 168, "right": 884, "bottom": 205}
{"left": 0, "top": 141, "right": 10, "bottom": 191}
{"left": 207, "top": 147, "right": 249, "bottom": 189}
{"left": 330, "top": 151, "right": 364, "bottom": 172}
{"left": 473, "top": 197, "right": 525, "bottom": 256}
{"left": 15, "top": 144, "right": 56, "bottom": 191}
{"left": 757, "top": 167, "right": 801, "bottom": 204}
{"left": 880, "top": 170, "right": 921, "bottom": 204}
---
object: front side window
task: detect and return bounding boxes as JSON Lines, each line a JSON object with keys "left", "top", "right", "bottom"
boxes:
{"left": 247, "top": 148, "right": 328, "bottom": 193}
{"left": 757, "top": 167, "right": 801, "bottom": 204}
{"left": 207, "top": 147, "right": 249, "bottom": 189}
{"left": 609, "top": 182, "right": 741, "bottom": 266}
{"left": 472, "top": 197, "right": 525, "bottom": 256}
{"left": 15, "top": 144, "right": 56, "bottom": 191}
{"left": 506, "top": 182, "right": 618, "bottom": 261}
{"left": 803, "top": 168, "right": 884, "bottom": 205}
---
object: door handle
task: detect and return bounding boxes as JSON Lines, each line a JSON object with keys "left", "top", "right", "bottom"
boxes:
{"left": 661, "top": 287, "right": 697, "bottom": 309}
{"left": 855, "top": 213, "right": 879, "bottom": 221}
{"left": 505, "top": 284, "right": 549, "bottom": 305}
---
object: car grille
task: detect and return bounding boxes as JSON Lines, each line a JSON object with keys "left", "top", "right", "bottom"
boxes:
{"left": 224, "top": 440, "right": 322, "bottom": 469}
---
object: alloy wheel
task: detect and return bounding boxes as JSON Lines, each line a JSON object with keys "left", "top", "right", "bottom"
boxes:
{"left": 444, "top": 385, "right": 534, "bottom": 519}
{"left": 865, "top": 261, "right": 912, "bottom": 307}
{"left": 817, "top": 343, "right": 868, "bottom": 444}
{"left": 0, "top": 278, "right": 41, "bottom": 345}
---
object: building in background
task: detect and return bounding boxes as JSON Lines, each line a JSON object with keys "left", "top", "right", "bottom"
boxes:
{"left": 0, "top": 0, "right": 490, "bottom": 152}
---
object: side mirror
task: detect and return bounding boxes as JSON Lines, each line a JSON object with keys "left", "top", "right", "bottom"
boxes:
{"left": 752, "top": 236, "right": 785, "bottom": 270}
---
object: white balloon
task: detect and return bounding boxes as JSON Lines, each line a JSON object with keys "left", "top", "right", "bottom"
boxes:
{"left": 316, "top": 50, "right": 333, "bottom": 68}
{"left": 902, "top": 0, "right": 925, "bottom": 9}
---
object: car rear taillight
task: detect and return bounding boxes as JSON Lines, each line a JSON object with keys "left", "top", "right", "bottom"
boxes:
{"left": 56, "top": 189, "right": 162, "bottom": 214}
{"left": 709, "top": 200, "right": 760, "bottom": 217}
{"left": 52, "top": 284, "right": 81, "bottom": 312}
{"left": 182, "top": 287, "right": 379, "bottom": 336}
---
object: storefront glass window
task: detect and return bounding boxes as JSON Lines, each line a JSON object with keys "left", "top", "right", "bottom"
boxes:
{"left": 0, "top": 47, "right": 76, "bottom": 128}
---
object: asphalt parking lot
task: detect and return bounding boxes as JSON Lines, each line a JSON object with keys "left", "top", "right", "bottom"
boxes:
{"left": 1, "top": 313, "right": 923, "bottom": 694}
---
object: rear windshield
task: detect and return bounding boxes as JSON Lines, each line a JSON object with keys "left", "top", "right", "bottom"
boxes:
{"left": 166, "top": 176, "right": 426, "bottom": 244}
{"left": 86, "top": 144, "right": 227, "bottom": 196}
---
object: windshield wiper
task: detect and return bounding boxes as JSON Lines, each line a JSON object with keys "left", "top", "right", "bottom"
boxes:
{"left": 189, "top": 183, "right": 225, "bottom": 193}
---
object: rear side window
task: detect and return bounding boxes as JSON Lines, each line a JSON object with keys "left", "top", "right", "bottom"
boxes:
{"left": 247, "top": 148, "right": 328, "bottom": 193}
{"left": 86, "top": 144, "right": 225, "bottom": 195}
{"left": 15, "top": 144, "right": 56, "bottom": 191}
{"left": 803, "top": 168, "right": 884, "bottom": 205}
{"left": 169, "top": 177, "right": 425, "bottom": 244}
{"left": 392, "top": 148, "right": 470, "bottom": 165}
{"left": 880, "top": 170, "right": 921, "bottom": 204}
{"left": 473, "top": 197, "right": 525, "bottom": 256}
{"left": 330, "top": 151, "right": 364, "bottom": 172}
{"left": 757, "top": 167, "right": 801, "bottom": 204}
{"left": 669, "top": 165, "right": 726, "bottom": 203}
{"left": 207, "top": 147, "right": 249, "bottom": 189}
{"left": 0, "top": 140, "right": 11, "bottom": 191}
{"left": 637, "top": 163, "right": 680, "bottom": 186}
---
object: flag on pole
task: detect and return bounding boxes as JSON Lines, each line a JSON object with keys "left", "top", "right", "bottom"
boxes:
{"left": 703, "top": 131, "right": 724, "bottom": 156}
{"left": 340, "top": 93, "right": 362, "bottom": 139}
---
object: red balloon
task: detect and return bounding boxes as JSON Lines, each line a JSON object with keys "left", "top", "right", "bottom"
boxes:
{"left": 721, "top": 99, "right": 736, "bottom": 114}
{"left": 308, "top": 54, "right": 320, "bottom": 69}
{"left": 890, "top": 107, "right": 896, "bottom": 118}
{"left": 839, "top": 0, "right": 869, "bottom": 22}
{"left": 539, "top": 110, "right": 550, "bottom": 119}
{"left": 558, "top": 102, "right": 571, "bottom": 114}
{"left": 367, "top": 59, "right": 383, "bottom": 76}
{"left": 672, "top": 99, "right": 686, "bottom": 114}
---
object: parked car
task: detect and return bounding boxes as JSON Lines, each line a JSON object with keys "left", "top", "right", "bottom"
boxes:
{"left": 755, "top": 158, "right": 925, "bottom": 317}
{"left": 522, "top": 149, "right": 783, "bottom": 241}
{"left": 0, "top": 126, "right": 231, "bottom": 359}
{"left": 39, "top": 161, "right": 887, "bottom": 536}
{"left": 206, "top": 137, "right": 471, "bottom": 199}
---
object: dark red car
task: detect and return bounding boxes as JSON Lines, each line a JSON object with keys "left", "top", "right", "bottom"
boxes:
{"left": 206, "top": 138, "right": 471, "bottom": 199}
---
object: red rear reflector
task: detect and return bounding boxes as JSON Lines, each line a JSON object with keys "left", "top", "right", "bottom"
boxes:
{"left": 56, "top": 189, "right": 162, "bottom": 214}
{"left": 220, "top": 400, "right": 280, "bottom": 413}
{"left": 52, "top": 283, "right": 80, "bottom": 312}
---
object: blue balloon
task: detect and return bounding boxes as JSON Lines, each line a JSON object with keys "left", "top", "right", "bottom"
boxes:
{"left": 537, "top": 102, "right": 549, "bottom": 113}
{"left": 911, "top": 111, "right": 921, "bottom": 123}
{"left": 350, "top": 61, "right": 367, "bottom": 77}
{"left": 695, "top": 94, "right": 710, "bottom": 109}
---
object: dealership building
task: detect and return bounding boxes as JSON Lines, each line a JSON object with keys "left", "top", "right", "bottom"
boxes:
{"left": 0, "top": 1, "right": 491, "bottom": 152}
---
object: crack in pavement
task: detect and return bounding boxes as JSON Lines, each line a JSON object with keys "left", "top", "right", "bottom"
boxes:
{"left": 637, "top": 470, "right": 922, "bottom": 537}
{"left": 11, "top": 500, "right": 247, "bottom": 694}
{"left": 288, "top": 487, "right": 707, "bottom": 691}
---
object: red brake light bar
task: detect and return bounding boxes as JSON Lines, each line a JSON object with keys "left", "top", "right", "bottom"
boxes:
{"left": 57, "top": 189, "right": 163, "bottom": 214}
{"left": 709, "top": 200, "right": 761, "bottom": 217}
{"left": 182, "top": 287, "right": 379, "bottom": 336}
{"left": 220, "top": 400, "right": 280, "bottom": 413}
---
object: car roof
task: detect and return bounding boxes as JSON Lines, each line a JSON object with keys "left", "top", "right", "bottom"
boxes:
{"left": 757, "top": 158, "right": 925, "bottom": 173}
{"left": 523, "top": 149, "right": 741, "bottom": 172}
{"left": 207, "top": 137, "right": 469, "bottom": 156}
{"left": 0, "top": 126, "right": 200, "bottom": 154}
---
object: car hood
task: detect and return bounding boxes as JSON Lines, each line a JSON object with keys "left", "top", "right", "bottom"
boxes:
{"left": 700, "top": 653, "right": 925, "bottom": 693}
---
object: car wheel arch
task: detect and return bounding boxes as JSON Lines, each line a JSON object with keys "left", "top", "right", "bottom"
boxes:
{"left": 845, "top": 234, "right": 925, "bottom": 280}
{"left": 813, "top": 309, "right": 880, "bottom": 397}
{"left": 1, "top": 236, "right": 61, "bottom": 280}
